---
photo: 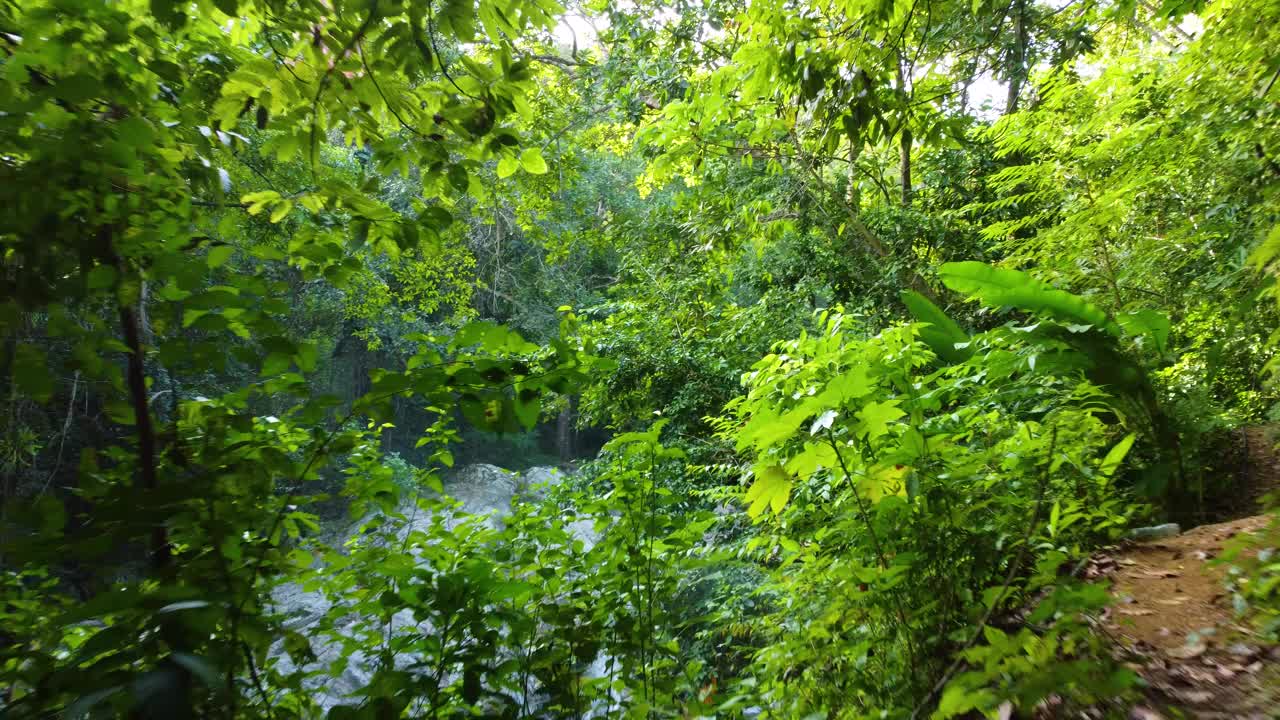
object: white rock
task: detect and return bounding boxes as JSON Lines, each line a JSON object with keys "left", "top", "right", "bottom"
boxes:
{"left": 269, "top": 462, "right": 602, "bottom": 714}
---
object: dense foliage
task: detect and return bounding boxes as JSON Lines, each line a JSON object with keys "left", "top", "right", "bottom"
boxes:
{"left": 2, "top": 0, "right": 1279, "bottom": 717}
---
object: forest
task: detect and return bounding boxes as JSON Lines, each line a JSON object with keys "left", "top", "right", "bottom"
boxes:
{"left": 2, "top": 0, "right": 1280, "bottom": 716}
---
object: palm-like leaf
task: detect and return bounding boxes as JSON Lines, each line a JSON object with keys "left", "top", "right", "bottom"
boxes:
{"left": 939, "top": 261, "right": 1122, "bottom": 336}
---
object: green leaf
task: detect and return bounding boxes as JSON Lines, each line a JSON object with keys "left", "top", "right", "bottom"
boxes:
{"left": 35, "top": 494, "right": 66, "bottom": 534}
{"left": 242, "top": 190, "right": 282, "bottom": 215}
{"left": 87, "top": 264, "right": 118, "bottom": 290}
{"left": 448, "top": 164, "right": 470, "bottom": 192}
{"left": 13, "top": 343, "right": 54, "bottom": 403}
{"left": 206, "top": 245, "right": 235, "bottom": 268}
{"left": 519, "top": 148, "right": 548, "bottom": 175}
{"left": 745, "top": 464, "right": 792, "bottom": 518}
{"left": 438, "top": 0, "right": 477, "bottom": 42}
{"left": 513, "top": 387, "right": 540, "bottom": 429}
{"left": 169, "top": 652, "right": 223, "bottom": 690}
{"left": 939, "top": 261, "right": 1121, "bottom": 336}
{"left": 856, "top": 400, "right": 904, "bottom": 440}
{"left": 269, "top": 199, "right": 294, "bottom": 223}
{"left": 497, "top": 154, "right": 519, "bottom": 178}
{"left": 935, "top": 683, "right": 995, "bottom": 719}
{"left": 1098, "top": 433, "right": 1137, "bottom": 482}
{"left": 1117, "top": 309, "right": 1170, "bottom": 354}
{"left": 900, "top": 290, "right": 971, "bottom": 363}
{"left": 66, "top": 687, "right": 123, "bottom": 720}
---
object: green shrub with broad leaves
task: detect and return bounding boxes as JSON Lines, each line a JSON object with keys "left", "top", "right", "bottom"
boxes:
{"left": 710, "top": 309, "right": 1143, "bottom": 717}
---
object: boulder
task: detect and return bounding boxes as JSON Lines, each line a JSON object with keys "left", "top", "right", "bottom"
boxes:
{"left": 269, "top": 462, "right": 600, "bottom": 713}
{"left": 517, "top": 465, "right": 568, "bottom": 499}
{"left": 443, "top": 463, "right": 520, "bottom": 520}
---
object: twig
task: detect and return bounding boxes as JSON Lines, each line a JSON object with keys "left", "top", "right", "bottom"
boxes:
{"left": 359, "top": 41, "right": 429, "bottom": 140}
{"left": 824, "top": 428, "right": 919, "bottom": 679}
{"left": 425, "top": 4, "right": 482, "bottom": 102}
{"left": 38, "top": 371, "right": 79, "bottom": 495}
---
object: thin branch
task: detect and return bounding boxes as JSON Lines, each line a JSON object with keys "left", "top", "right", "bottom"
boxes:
{"left": 525, "top": 53, "right": 580, "bottom": 70}
{"left": 908, "top": 428, "right": 1058, "bottom": 720}
{"left": 824, "top": 428, "right": 919, "bottom": 679}
{"left": 359, "top": 40, "right": 429, "bottom": 140}
{"left": 541, "top": 104, "right": 613, "bottom": 150}
{"left": 425, "top": 4, "right": 483, "bottom": 102}
{"left": 309, "top": 1, "right": 382, "bottom": 171}
{"left": 38, "top": 371, "right": 78, "bottom": 495}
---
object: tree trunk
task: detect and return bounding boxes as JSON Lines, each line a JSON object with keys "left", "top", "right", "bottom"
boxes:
{"left": 899, "top": 126, "right": 913, "bottom": 207}
{"left": 896, "top": 56, "right": 913, "bottom": 207}
{"left": 556, "top": 396, "right": 577, "bottom": 461}
{"left": 1007, "top": 0, "right": 1028, "bottom": 114}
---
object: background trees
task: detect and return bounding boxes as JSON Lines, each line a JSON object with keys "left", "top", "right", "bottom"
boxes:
{"left": 3, "top": 0, "right": 1279, "bottom": 717}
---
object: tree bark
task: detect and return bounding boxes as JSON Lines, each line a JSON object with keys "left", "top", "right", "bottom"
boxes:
{"left": 1007, "top": 0, "right": 1028, "bottom": 114}
{"left": 121, "top": 300, "right": 169, "bottom": 569}
{"left": 896, "top": 56, "right": 913, "bottom": 206}
{"left": 107, "top": 229, "right": 169, "bottom": 570}
{"left": 556, "top": 396, "right": 577, "bottom": 462}
{"left": 899, "top": 126, "right": 913, "bottom": 207}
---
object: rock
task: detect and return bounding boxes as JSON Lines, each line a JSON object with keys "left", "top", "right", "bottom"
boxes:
{"left": 1129, "top": 523, "right": 1181, "bottom": 542}
{"left": 444, "top": 463, "right": 520, "bottom": 523}
{"left": 269, "top": 462, "right": 603, "bottom": 714}
{"left": 519, "top": 465, "right": 567, "bottom": 499}
{"left": 1166, "top": 641, "right": 1207, "bottom": 659}
{"left": 1227, "top": 642, "right": 1259, "bottom": 659}
{"left": 271, "top": 581, "right": 331, "bottom": 631}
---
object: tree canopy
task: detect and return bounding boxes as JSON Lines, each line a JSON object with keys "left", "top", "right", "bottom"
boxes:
{"left": 3, "top": 0, "right": 1280, "bottom": 717}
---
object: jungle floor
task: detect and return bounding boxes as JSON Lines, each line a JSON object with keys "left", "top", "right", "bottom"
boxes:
{"left": 1092, "top": 427, "right": 1280, "bottom": 719}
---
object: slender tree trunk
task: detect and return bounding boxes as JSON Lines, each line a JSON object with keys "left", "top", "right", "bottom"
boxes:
{"left": 137, "top": 280, "right": 177, "bottom": 423}
{"left": 896, "top": 56, "right": 913, "bottom": 207}
{"left": 1007, "top": 0, "right": 1028, "bottom": 114}
{"left": 847, "top": 139, "right": 862, "bottom": 210}
{"left": 899, "top": 126, "right": 913, "bottom": 207}
{"left": 556, "top": 396, "right": 576, "bottom": 461}
{"left": 122, "top": 297, "right": 169, "bottom": 569}
{"left": 107, "top": 228, "right": 169, "bottom": 570}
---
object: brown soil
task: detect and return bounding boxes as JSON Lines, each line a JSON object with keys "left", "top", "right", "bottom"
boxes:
{"left": 1094, "top": 426, "right": 1280, "bottom": 719}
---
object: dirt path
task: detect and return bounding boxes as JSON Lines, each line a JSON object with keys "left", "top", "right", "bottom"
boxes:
{"left": 1094, "top": 427, "right": 1280, "bottom": 719}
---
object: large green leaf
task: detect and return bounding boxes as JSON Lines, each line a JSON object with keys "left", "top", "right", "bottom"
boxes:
{"left": 1117, "top": 309, "right": 1170, "bottom": 354}
{"left": 939, "top": 262, "right": 1121, "bottom": 336}
{"left": 745, "top": 464, "right": 793, "bottom": 518}
{"left": 900, "top": 290, "right": 972, "bottom": 363}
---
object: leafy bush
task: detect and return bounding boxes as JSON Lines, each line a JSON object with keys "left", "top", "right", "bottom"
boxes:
{"left": 712, "top": 311, "right": 1143, "bottom": 716}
